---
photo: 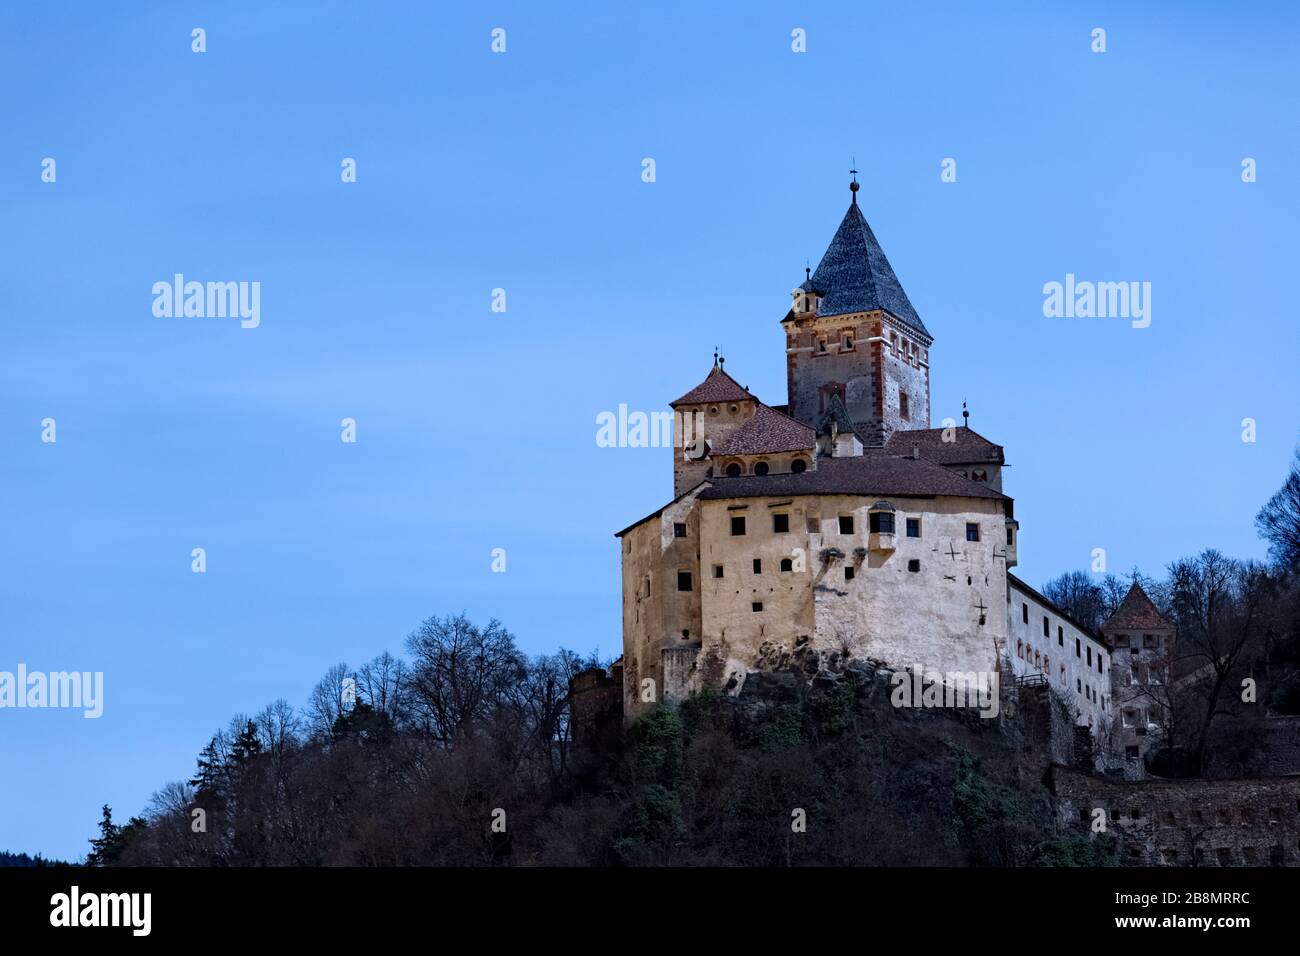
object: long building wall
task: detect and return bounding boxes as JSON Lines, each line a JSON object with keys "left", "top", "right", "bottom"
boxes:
{"left": 1007, "top": 577, "right": 1111, "bottom": 734}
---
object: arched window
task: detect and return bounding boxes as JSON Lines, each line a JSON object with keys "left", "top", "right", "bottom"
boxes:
{"left": 790, "top": 459, "right": 807, "bottom": 474}
{"left": 754, "top": 461, "right": 769, "bottom": 476}
{"left": 725, "top": 463, "right": 742, "bottom": 478}
{"left": 779, "top": 558, "right": 793, "bottom": 573}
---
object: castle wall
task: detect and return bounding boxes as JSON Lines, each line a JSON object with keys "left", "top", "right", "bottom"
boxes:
{"left": 784, "top": 313, "right": 878, "bottom": 428}
{"left": 620, "top": 489, "right": 704, "bottom": 721}
{"left": 692, "top": 493, "right": 1008, "bottom": 697}
{"left": 1051, "top": 764, "right": 1300, "bottom": 866}
{"left": 877, "top": 316, "right": 931, "bottom": 440}
{"left": 1007, "top": 579, "right": 1112, "bottom": 737}
{"left": 1103, "top": 624, "right": 1175, "bottom": 759}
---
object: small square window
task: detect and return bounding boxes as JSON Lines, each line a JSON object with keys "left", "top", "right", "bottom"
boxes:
{"left": 844, "top": 566, "right": 855, "bottom": 581}
{"left": 730, "top": 516, "right": 746, "bottom": 536}
{"left": 839, "top": 515, "right": 854, "bottom": 534}
{"left": 677, "top": 571, "right": 692, "bottom": 592}
{"left": 772, "top": 513, "right": 790, "bottom": 533}
{"left": 752, "top": 602, "right": 763, "bottom": 612}
{"left": 906, "top": 517, "right": 920, "bottom": 537}
{"left": 712, "top": 565, "right": 724, "bottom": 579}
{"left": 806, "top": 516, "right": 820, "bottom": 533}
{"left": 965, "top": 523, "right": 980, "bottom": 542}
{"left": 779, "top": 558, "right": 793, "bottom": 572}
{"left": 753, "top": 558, "right": 762, "bottom": 574}
{"left": 907, "top": 559, "right": 921, "bottom": 572}
{"left": 673, "top": 522, "right": 687, "bottom": 538}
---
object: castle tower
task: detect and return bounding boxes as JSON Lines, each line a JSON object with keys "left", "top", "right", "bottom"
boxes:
{"left": 668, "top": 355, "right": 758, "bottom": 497}
{"left": 783, "top": 177, "right": 932, "bottom": 446}
{"left": 1100, "top": 583, "right": 1176, "bottom": 762}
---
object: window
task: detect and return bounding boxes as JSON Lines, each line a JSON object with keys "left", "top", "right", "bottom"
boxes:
{"left": 899, "top": 391, "right": 909, "bottom": 421}
{"left": 816, "top": 337, "right": 827, "bottom": 353}
{"left": 1016, "top": 640, "right": 1023, "bottom": 658}
{"left": 842, "top": 331, "right": 854, "bottom": 351}
{"left": 1077, "top": 678, "right": 1082, "bottom": 693}
{"left": 906, "top": 517, "right": 920, "bottom": 537}
{"left": 1006, "top": 527, "right": 1013, "bottom": 546}
{"left": 1043, "top": 616, "right": 1049, "bottom": 637}
{"left": 712, "top": 565, "right": 724, "bottom": 579}
{"left": 1075, "top": 638, "right": 1081, "bottom": 658}
{"left": 1058, "top": 626, "right": 1064, "bottom": 646}
{"left": 839, "top": 515, "right": 854, "bottom": 534}
{"left": 1143, "top": 633, "right": 1159, "bottom": 648}
{"left": 806, "top": 516, "right": 819, "bottom": 533}
{"left": 673, "top": 522, "right": 687, "bottom": 538}
{"left": 752, "top": 602, "right": 763, "bottom": 612}
{"left": 1098, "top": 656, "right": 1104, "bottom": 674}
{"left": 730, "top": 515, "right": 746, "bottom": 536}
{"left": 754, "top": 461, "right": 769, "bottom": 476}
{"left": 791, "top": 459, "right": 807, "bottom": 474}
{"left": 677, "top": 571, "right": 692, "bottom": 592}
{"left": 966, "top": 523, "right": 980, "bottom": 542}
{"left": 752, "top": 558, "right": 762, "bottom": 574}
{"left": 1115, "top": 634, "right": 1129, "bottom": 648}
{"left": 907, "top": 559, "right": 921, "bottom": 573}
{"left": 844, "top": 566, "right": 855, "bottom": 581}
{"left": 772, "top": 513, "right": 789, "bottom": 533}
{"left": 1044, "top": 655, "right": 1049, "bottom": 672}
{"left": 725, "top": 463, "right": 742, "bottom": 478}
{"left": 779, "top": 558, "right": 793, "bottom": 573}
{"left": 1086, "top": 647, "right": 1093, "bottom": 666}
{"left": 1022, "top": 603, "right": 1029, "bottom": 624}
{"left": 869, "top": 511, "right": 895, "bottom": 534}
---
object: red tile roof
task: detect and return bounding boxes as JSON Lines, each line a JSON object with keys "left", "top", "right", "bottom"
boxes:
{"left": 710, "top": 404, "right": 815, "bottom": 457}
{"left": 669, "top": 366, "right": 753, "bottom": 407}
{"left": 884, "top": 427, "right": 1004, "bottom": 466}
{"left": 698, "top": 449, "right": 1009, "bottom": 502}
{"left": 1103, "top": 583, "right": 1174, "bottom": 632}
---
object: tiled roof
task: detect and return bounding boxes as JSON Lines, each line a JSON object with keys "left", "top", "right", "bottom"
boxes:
{"left": 883, "top": 427, "right": 1005, "bottom": 466}
{"left": 810, "top": 201, "right": 929, "bottom": 339}
{"left": 1103, "top": 584, "right": 1174, "bottom": 632}
{"left": 670, "top": 365, "right": 754, "bottom": 407}
{"left": 710, "top": 404, "right": 815, "bottom": 457}
{"left": 697, "top": 450, "right": 1008, "bottom": 502}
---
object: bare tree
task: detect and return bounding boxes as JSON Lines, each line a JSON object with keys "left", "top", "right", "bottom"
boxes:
{"left": 404, "top": 613, "right": 527, "bottom": 742}
{"left": 1256, "top": 446, "right": 1300, "bottom": 571}
{"left": 307, "top": 663, "right": 352, "bottom": 737}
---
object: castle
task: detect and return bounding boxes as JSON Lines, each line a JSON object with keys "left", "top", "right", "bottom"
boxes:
{"left": 614, "top": 177, "right": 1172, "bottom": 761}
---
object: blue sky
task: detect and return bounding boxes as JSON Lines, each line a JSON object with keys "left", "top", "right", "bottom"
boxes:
{"left": 1, "top": 1, "right": 1296, "bottom": 860}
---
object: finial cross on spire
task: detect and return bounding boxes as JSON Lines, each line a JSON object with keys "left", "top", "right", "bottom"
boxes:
{"left": 849, "top": 158, "right": 860, "bottom": 204}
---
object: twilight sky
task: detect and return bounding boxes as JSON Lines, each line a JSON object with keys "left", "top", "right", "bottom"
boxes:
{"left": 1, "top": 0, "right": 1297, "bottom": 860}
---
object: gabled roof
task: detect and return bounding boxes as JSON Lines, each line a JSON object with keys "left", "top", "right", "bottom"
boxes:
{"left": 884, "top": 427, "right": 1005, "bottom": 466}
{"left": 1103, "top": 583, "right": 1174, "bottom": 632}
{"left": 816, "top": 393, "right": 856, "bottom": 438}
{"left": 670, "top": 365, "right": 754, "bottom": 408}
{"left": 809, "top": 201, "right": 929, "bottom": 339}
{"left": 711, "top": 404, "right": 815, "bottom": 457}
{"left": 697, "top": 450, "right": 1008, "bottom": 503}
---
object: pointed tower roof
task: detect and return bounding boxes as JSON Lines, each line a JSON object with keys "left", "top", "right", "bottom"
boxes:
{"left": 1103, "top": 583, "right": 1174, "bottom": 632}
{"left": 669, "top": 363, "right": 753, "bottom": 407}
{"left": 809, "top": 199, "right": 928, "bottom": 339}
{"left": 710, "top": 403, "right": 815, "bottom": 456}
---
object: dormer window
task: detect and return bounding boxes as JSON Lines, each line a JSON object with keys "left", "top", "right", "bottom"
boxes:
{"left": 725, "top": 463, "right": 742, "bottom": 478}
{"left": 790, "top": 458, "right": 807, "bottom": 474}
{"left": 753, "top": 461, "right": 769, "bottom": 476}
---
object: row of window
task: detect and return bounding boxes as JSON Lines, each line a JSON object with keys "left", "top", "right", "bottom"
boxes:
{"left": 722, "top": 458, "right": 808, "bottom": 478}
{"left": 1114, "top": 632, "right": 1164, "bottom": 649}
{"left": 727, "top": 512, "right": 973, "bottom": 540}
{"left": 1020, "top": 601, "right": 1106, "bottom": 674}
{"left": 679, "top": 556, "right": 926, "bottom": 593}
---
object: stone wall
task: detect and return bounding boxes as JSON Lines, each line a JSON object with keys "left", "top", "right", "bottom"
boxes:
{"left": 1051, "top": 764, "right": 1300, "bottom": 866}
